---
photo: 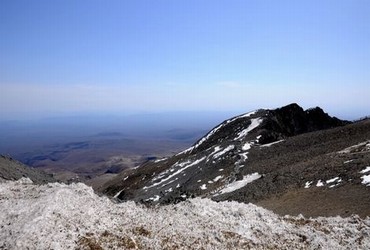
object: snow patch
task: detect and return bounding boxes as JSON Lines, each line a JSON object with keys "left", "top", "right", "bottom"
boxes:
{"left": 242, "top": 142, "right": 251, "bottom": 151}
{"left": 239, "top": 152, "right": 249, "bottom": 161}
{"left": 316, "top": 180, "right": 324, "bottom": 187}
{"left": 344, "top": 159, "right": 354, "bottom": 164}
{"left": 338, "top": 141, "right": 370, "bottom": 154}
{"left": 361, "top": 174, "right": 370, "bottom": 186}
{"left": 114, "top": 189, "right": 125, "bottom": 199}
{"left": 260, "top": 140, "right": 285, "bottom": 147}
{"left": 146, "top": 195, "right": 160, "bottom": 202}
{"left": 200, "top": 184, "right": 207, "bottom": 190}
{"left": 144, "top": 157, "right": 206, "bottom": 190}
{"left": 235, "top": 118, "right": 263, "bottom": 140}
{"left": 304, "top": 181, "right": 313, "bottom": 188}
{"left": 307, "top": 178, "right": 342, "bottom": 189}
{"left": 154, "top": 157, "right": 167, "bottom": 163}
{"left": 176, "top": 111, "right": 257, "bottom": 155}
{"left": 256, "top": 135, "right": 262, "bottom": 142}
{"left": 213, "top": 145, "right": 235, "bottom": 159}
{"left": 213, "top": 146, "right": 222, "bottom": 152}
{"left": 326, "top": 177, "right": 341, "bottom": 184}
{"left": 213, "top": 175, "right": 223, "bottom": 182}
{"left": 217, "top": 173, "right": 261, "bottom": 195}
{"left": 360, "top": 166, "right": 370, "bottom": 174}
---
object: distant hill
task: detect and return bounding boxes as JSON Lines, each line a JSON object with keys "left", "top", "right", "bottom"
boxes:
{"left": 0, "top": 155, "right": 55, "bottom": 184}
{"left": 101, "top": 103, "right": 370, "bottom": 217}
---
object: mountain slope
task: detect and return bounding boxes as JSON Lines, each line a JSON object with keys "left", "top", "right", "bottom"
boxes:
{"left": 0, "top": 155, "right": 55, "bottom": 184}
{"left": 100, "top": 104, "right": 370, "bottom": 217}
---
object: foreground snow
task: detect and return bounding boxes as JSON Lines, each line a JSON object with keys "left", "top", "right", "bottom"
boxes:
{"left": 1, "top": 179, "right": 370, "bottom": 249}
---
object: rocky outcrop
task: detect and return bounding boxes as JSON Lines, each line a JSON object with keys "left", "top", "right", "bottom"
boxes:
{"left": 258, "top": 103, "right": 349, "bottom": 144}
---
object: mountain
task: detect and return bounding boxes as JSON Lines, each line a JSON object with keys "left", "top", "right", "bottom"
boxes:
{"left": 0, "top": 155, "right": 55, "bottom": 184}
{"left": 101, "top": 103, "right": 370, "bottom": 217}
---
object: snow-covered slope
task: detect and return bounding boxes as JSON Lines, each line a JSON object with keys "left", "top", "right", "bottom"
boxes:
{"left": 101, "top": 103, "right": 354, "bottom": 211}
{"left": 1, "top": 178, "right": 370, "bottom": 250}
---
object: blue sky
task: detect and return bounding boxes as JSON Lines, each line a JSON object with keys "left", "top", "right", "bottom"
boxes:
{"left": 1, "top": 0, "right": 369, "bottom": 120}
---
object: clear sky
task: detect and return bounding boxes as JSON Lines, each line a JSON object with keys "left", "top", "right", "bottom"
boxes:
{"left": 1, "top": 0, "right": 369, "bottom": 120}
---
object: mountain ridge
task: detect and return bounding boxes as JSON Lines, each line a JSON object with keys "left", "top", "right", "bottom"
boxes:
{"left": 100, "top": 103, "right": 370, "bottom": 217}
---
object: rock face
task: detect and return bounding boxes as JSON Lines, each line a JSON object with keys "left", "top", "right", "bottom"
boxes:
{"left": 101, "top": 104, "right": 370, "bottom": 217}
{"left": 0, "top": 155, "right": 55, "bottom": 184}
{"left": 258, "top": 103, "right": 348, "bottom": 144}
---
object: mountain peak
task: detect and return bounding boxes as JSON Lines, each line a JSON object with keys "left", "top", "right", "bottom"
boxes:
{"left": 100, "top": 104, "right": 370, "bottom": 218}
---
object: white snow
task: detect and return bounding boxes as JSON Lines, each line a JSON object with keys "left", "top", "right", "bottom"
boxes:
{"left": 200, "top": 184, "right": 207, "bottom": 190}
{"left": 235, "top": 110, "right": 257, "bottom": 119}
{"left": 217, "top": 173, "right": 261, "bottom": 195}
{"left": 113, "top": 189, "right": 124, "bottom": 198}
{"left": 308, "top": 178, "right": 342, "bottom": 188}
{"left": 326, "top": 177, "right": 341, "bottom": 184}
{"left": 360, "top": 166, "right": 370, "bottom": 174}
{"left": 144, "top": 157, "right": 206, "bottom": 190}
{"left": 154, "top": 157, "right": 167, "bottom": 163}
{"left": 1, "top": 179, "right": 370, "bottom": 249}
{"left": 213, "top": 175, "right": 223, "bottom": 182}
{"left": 256, "top": 135, "right": 262, "bottom": 142}
{"left": 338, "top": 141, "right": 370, "bottom": 154}
{"left": 304, "top": 181, "right": 313, "bottom": 188}
{"left": 260, "top": 140, "right": 285, "bottom": 147}
{"left": 235, "top": 118, "right": 263, "bottom": 140}
{"left": 239, "top": 152, "right": 249, "bottom": 161}
{"left": 242, "top": 142, "right": 251, "bottom": 151}
{"left": 213, "top": 145, "right": 235, "bottom": 159}
{"left": 344, "top": 159, "right": 354, "bottom": 164}
{"left": 177, "top": 111, "right": 259, "bottom": 155}
{"left": 316, "top": 180, "right": 324, "bottom": 187}
{"left": 361, "top": 174, "right": 370, "bottom": 186}
{"left": 151, "top": 195, "right": 160, "bottom": 201}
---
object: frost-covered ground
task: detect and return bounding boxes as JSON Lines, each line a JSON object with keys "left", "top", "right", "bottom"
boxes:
{"left": 1, "top": 179, "right": 370, "bottom": 250}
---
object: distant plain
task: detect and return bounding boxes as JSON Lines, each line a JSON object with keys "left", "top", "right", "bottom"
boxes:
{"left": 0, "top": 111, "right": 236, "bottom": 182}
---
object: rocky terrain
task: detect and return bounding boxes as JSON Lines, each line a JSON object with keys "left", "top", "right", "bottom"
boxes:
{"left": 101, "top": 104, "right": 370, "bottom": 217}
{"left": 0, "top": 155, "right": 55, "bottom": 184}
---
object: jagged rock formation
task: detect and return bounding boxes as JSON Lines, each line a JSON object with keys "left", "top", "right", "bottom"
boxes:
{"left": 100, "top": 104, "right": 370, "bottom": 217}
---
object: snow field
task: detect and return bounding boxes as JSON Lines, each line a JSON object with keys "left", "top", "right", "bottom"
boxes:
{"left": 1, "top": 179, "right": 370, "bottom": 249}
{"left": 216, "top": 173, "right": 262, "bottom": 195}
